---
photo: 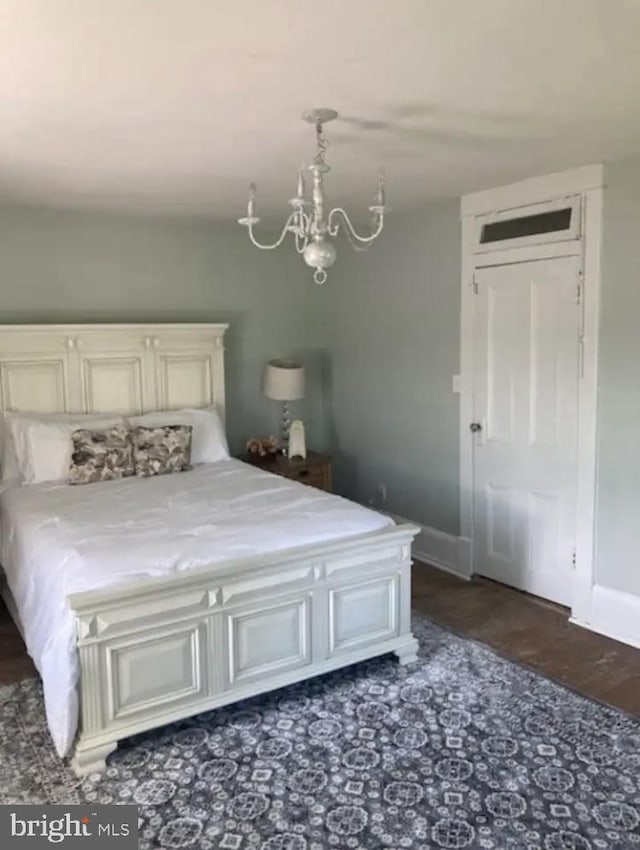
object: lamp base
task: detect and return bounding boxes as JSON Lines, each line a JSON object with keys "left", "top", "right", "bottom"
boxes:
{"left": 280, "top": 401, "right": 291, "bottom": 455}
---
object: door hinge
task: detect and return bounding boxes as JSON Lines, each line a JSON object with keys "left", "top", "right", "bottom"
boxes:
{"left": 576, "top": 270, "right": 583, "bottom": 305}
{"left": 571, "top": 549, "right": 576, "bottom": 568}
{"left": 472, "top": 275, "right": 479, "bottom": 295}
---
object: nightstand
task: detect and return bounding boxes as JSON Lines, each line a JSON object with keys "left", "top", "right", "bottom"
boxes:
{"left": 241, "top": 451, "right": 332, "bottom": 493}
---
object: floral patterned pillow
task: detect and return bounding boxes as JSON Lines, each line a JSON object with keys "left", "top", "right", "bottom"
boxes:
{"left": 131, "top": 424, "right": 192, "bottom": 478}
{"left": 68, "top": 425, "right": 134, "bottom": 485}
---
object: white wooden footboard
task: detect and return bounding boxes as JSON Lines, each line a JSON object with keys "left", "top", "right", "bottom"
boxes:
{"left": 67, "top": 524, "right": 419, "bottom": 776}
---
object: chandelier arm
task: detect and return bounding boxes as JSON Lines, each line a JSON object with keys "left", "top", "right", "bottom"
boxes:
{"left": 344, "top": 227, "right": 373, "bottom": 253}
{"left": 244, "top": 212, "right": 299, "bottom": 251}
{"left": 291, "top": 208, "right": 311, "bottom": 253}
{"left": 327, "top": 207, "right": 385, "bottom": 244}
{"left": 295, "top": 227, "right": 310, "bottom": 254}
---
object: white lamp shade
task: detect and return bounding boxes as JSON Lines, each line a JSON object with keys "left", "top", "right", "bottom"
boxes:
{"left": 264, "top": 360, "right": 305, "bottom": 401}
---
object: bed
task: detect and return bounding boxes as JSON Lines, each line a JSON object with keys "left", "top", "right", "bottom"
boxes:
{"left": 0, "top": 323, "right": 419, "bottom": 776}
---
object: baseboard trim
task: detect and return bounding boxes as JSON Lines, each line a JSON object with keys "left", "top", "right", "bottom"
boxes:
{"left": 570, "top": 584, "right": 640, "bottom": 650}
{"left": 413, "top": 527, "right": 472, "bottom": 581}
{"left": 380, "top": 510, "right": 640, "bottom": 649}
{"left": 456, "top": 536, "right": 473, "bottom": 578}
{"left": 383, "top": 513, "right": 471, "bottom": 581}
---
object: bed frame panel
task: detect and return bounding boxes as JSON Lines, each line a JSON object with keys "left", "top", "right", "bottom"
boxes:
{"left": 0, "top": 324, "right": 418, "bottom": 776}
{"left": 68, "top": 525, "right": 418, "bottom": 775}
{"left": 0, "top": 323, "right": 227, "bottom": 419}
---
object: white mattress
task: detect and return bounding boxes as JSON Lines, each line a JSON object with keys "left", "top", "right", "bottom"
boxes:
{"left": 0, "top": 459, "right": 392, "bottom": 757}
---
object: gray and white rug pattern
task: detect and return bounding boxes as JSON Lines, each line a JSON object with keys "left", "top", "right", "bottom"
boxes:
{"left": 1, "top": 615, "right": 639, "bottom": 849}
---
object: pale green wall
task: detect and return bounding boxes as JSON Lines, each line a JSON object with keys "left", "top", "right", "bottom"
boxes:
{"left": 320, "top": 200, "right": 461, "bottom": 534}
{"left": 318, "top": 173, "right": 640, "bottom": 610}
{"left": 595, "top": 157, "right": 640, "bottom": 597}
{"left": 6, "top": 178, "right": 639, "bottom": 603}
{"left": 0, "top": 203, "right": 326, "bottom": 453}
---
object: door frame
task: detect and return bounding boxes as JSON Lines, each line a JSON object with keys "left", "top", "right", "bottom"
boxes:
{"left": 459, "top": 164, "right": 604, "bottom": 623}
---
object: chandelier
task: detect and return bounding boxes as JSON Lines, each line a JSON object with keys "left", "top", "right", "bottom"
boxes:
{"left": 238, "top": 108, "right": 386, "bottom": 285}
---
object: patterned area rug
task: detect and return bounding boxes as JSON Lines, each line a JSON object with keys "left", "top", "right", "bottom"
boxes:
{"left": 1, "top": 615, "right": 639, "bottom": 850}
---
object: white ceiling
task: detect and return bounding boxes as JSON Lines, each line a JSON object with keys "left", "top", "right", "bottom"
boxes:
{"left": 3, "top": 0, "right": 640, "bottom": 220}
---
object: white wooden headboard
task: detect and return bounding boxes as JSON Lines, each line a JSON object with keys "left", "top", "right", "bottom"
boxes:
{"left": 0, "top": 323, "right": 228, "bottom": 418}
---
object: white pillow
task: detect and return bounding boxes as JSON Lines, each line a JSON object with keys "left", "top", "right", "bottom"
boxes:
{"left": 1, "top": 411, "right": 93, "bottom": 482}
{"left": 0, "top": 411, "right": 97, "bottom": 482}
{"left": 127, "top": 407, "right": 229, "bottom": 465}
{"left": 5, "top": 413, "right": 124, "bottom": 484}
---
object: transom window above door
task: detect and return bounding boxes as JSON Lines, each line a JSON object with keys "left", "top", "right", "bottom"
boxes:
{"left": 474, "top": 196, "right": 581, "bottom": 253}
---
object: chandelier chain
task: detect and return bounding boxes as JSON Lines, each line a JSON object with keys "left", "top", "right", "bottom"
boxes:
{"left": 313, "top": 122, "right": 329, "bottom": 169}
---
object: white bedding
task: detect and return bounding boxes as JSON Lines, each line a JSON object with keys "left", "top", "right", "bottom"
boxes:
{"left": 0, "top": 459, "right": 392, "bottom": 757}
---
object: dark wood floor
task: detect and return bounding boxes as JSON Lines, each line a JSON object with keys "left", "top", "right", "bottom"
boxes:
{"left": 0, "top": 601, "right": 35, "bottom": 684}
{"left": 1, "top": 564, "right": 639, "bottom": 716}
{"left": 413, "top": 563, "right": 640, "bottom": 716}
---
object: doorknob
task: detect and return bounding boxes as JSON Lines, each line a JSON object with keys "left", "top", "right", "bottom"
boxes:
{"left": 469, "top": 422, "right": 482, "bottom": 433}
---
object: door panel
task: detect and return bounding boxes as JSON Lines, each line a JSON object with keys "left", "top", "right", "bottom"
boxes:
{"left": 473, "top": 256, "right": 579, "bottom": 605}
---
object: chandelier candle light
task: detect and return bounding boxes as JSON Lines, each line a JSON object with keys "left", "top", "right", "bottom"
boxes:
{"left": 238, "top": 109, "right": 386, "bottom": 285}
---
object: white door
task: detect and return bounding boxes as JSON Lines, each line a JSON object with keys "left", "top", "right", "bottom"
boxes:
{"left": 472, "top": 255, "right": 580, "bottom": 605}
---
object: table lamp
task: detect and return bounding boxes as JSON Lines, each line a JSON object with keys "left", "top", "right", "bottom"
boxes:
{"left": 264, "top": 359, "right": 305, "bottom": 453}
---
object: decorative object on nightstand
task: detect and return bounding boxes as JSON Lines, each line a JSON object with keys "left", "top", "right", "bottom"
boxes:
{"left": 263, "top": 359, "right": 305, "bottom": 454}
{"left": 242, "top": 450, "right": 332, "bottom": 493}
{"left": 287, "top": 420, "right": 306, "bottom": 460}
{"left": 245, "top": 436, "right": 280, "bottom": 459}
